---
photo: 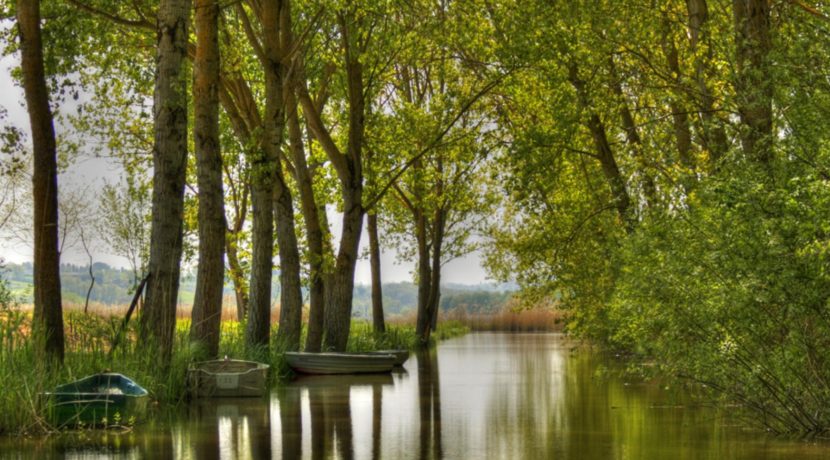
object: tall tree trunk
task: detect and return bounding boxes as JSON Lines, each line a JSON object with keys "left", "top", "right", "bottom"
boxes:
{"left": 426, "top": 207, "right": 445, "bottom": 335}
{"left": 246, "top": 0, "right": 284, "bottom": 350}
{"left": 367, "top": 212, "right": 385, "bottom": 333}
{"left": 274, "top": 173, "right": 302, "bottom": 350}
{"left": 607, "top": 55, "right": 657, "bottom": 208}
{"left": 569, "top": 63, "right": 634, "bottom": 232}
{"left": 659, "top": 17, "right": 695, "bottom": 177}
{"left": 733, "top": 0, "right": 773, "bottom": 167}
{"left": 323, "top": 186, "right": 363, "bottom": 351}
{"left": 190, "top": 0, "right": 225, "bottom": 358}
{"left": 18, "top": 0, "right": 64, "bottom": 363}
{"left": 245, "top": 164, "right": 275, "bottom": 350}
{"left": 271, "top": 0, "right": 303, "bottom": 351}
{"left": 687, "top": 0, "right": 729, "bottom": 165}
{"left": 415, "top": 204, "right": 432, "bottom": 346}
{"left": 287, "top": 100, "right": 328, "bottom": 352}
{"left": 140, "top": 0, "right": 190, "bottom": 363}
{"left": 321, "top": 14, "right": 366, "bottom": 352}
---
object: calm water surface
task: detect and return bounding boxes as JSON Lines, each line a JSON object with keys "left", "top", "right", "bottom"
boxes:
{"left": 3, "top": 333, "right": 829, "bottom": 459}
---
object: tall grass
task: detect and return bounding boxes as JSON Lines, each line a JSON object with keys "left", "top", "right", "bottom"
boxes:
{"left": 0, "top": 303, "right": 468, "bottom": 435}
{"left": 441, "top": 307, "right": 565, "bottom": 332}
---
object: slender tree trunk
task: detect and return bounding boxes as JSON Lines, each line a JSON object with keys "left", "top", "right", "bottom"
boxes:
{"left": 607, "top": 55, "right": 657, "bottom": 208}
{"left": 140, "top": 0, "right": 190, "bottom": 364}
{"left": 190, "top": 0, "right": 225, "bottom": 358}
{"left": 286, "top": 96, "right": 327, "bottom": 351}
{"left": 569, "top": 63, "right": 634, "bottom": 232}
{"left": 274, "top": 174, "right": 303, "bottom": 350}
{"left": 426, "top": 208, "right": 445, "bottom": 334}
{"left": 18, "top": 0, "right": 64, "bottom": 363}
{"left": 245, "top": 160, "right": 274, "bottom": 351}
{"left": 322, "top": 15, "right": 366, "bottom": 352}
{"left": 733, "top": 0, "right": 773, "bottom": 167}
{"left": 687, "top": 0, "right": 729, "bottom": 165}
{"left": 323, "top": 187, "right": 364, "bottom": 351}
{"left": 659, "top": 18, "right": 695, "bottom": 178}
{"left": 246, "top": 0, "right": 285, "bottom": 350}
{"left": 367, "top": 213, "right": 385, "bottom": 333}
{"left": 415, "top": 205, "right": 432, "bottom": 345}
{"left": 270, "top": 0, "right": 303, "bottom": 351}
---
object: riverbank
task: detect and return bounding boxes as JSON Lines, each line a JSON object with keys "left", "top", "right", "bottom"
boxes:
{"left": 0, "top": 307, "right": 468, "bottom": 436}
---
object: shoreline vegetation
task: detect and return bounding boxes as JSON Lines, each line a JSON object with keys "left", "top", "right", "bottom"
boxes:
{"left": 0, "top": 299, "right": 558, "bottom": 436}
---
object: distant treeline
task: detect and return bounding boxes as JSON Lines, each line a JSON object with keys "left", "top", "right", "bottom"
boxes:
{"left": 2, "top": 262, "right": 514, "bottom": 316}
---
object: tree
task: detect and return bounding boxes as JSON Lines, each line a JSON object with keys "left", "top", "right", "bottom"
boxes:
{"left": 140, "top": 0, "right": 191, "bottom": 363}
{"left": 98, "top": 180, "right": 151, "bottom": 287}
{"left": 17, "top": 0, "right": 65, "bottom": 362}
{"left": 295, "top": 4, "right": 376, "bottom": 351}
{"left": 189, "top": 0, "right": 225, "bottom": 358}
{"left": 733, "top": 0, "right": 773, "bottom": 168}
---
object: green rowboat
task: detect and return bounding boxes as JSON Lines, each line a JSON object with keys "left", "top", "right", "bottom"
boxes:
{"left": 43, "top": 373, "right": 148, "bottom": 427}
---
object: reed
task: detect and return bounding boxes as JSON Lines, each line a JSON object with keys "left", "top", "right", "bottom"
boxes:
{"left": 0, "top": 302, "right": 466, "bottom": 435}
{"left": 443, "top": 307, "right": 565, "bottom": 332}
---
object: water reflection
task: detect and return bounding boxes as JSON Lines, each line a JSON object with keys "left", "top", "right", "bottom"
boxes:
{"left": 416, "top": 350, "right": 442, "bottom": 460}
{"left": 3, "top": 333, "right": 830, "bottom": 459}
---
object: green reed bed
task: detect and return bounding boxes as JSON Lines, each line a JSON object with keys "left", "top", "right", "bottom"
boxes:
{"left": 0, "top": 307, "right": 467, "bottom": 436}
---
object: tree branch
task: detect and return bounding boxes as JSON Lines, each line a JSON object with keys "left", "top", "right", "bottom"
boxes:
{"left": 364, "top": 74, "right": 508, "bottom": 211}
{"left": 66, "top": 0, "right": 154, "bottom": 30}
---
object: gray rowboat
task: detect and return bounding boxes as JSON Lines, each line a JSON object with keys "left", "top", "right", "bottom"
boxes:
{"left": 366, "top": 349, "right": 410, "bottom": 366}
{"left": 285, "top": 352, "right": 397, "bottom": 375}
{"left": 188, "top": 358, "right": 269, "bottom": 397}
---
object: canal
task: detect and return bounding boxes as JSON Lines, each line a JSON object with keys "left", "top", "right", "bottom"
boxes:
{"left": 3, "top": 333, "right": 828, "bottom": 459}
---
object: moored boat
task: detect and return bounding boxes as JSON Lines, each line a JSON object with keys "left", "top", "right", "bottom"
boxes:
{"left": 366, "top": 349, "right": 410, "bottom": 366}
{"left": 42, "top": 373, "right": 148, "bottom": 427}
{"left": 188, "top": 358, "right": 269, "bottom": 398}
{"left": 285, "top": 352, "right": 397, "bottom": 375}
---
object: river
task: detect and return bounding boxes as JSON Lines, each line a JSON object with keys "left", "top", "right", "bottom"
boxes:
{"left": 2, "top": 333, "right": 829, "bottom": 459}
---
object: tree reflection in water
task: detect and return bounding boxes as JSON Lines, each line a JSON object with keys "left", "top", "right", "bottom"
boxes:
{"left": 277, "top": 385, "right": 302, "bottom": 459}
{"left": 417, "top": 349, "right": 442, "bottom": 460}
{"left": 286, "top": 373, "right": 394, "bottom": 459}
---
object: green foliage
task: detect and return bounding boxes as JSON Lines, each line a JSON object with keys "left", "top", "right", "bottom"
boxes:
{"left": 483, "top": 0, "right": 830, "bottom": 435}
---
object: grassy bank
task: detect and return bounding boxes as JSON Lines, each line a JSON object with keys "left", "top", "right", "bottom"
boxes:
{"left": 0, "top": 305, "right": 468, "bottom": 436}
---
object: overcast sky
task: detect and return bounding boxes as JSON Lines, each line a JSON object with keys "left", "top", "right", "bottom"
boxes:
{"left": 0, "top": 48, "right": 492, "bottom": 285}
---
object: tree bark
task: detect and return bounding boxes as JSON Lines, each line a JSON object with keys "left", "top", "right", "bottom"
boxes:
{"left": 569, "top": 63, "right": 634, "bottom": 232}
{"left": 316, "top": 13, "right": 366, "bottom": 352}
{"left": 18, "top": 0, "right": 65, "bottom": 363}
{"left": 323, "top": 185, "right": 363, "bottom": 351}
{"left": 687, "top": 0, "right": 730, "bottom": 165}
{"left": 286, "top": 95, "right": 328, "bottom": 351}
{"left": 270, "top": 0, "right": 303, "bottom": 352}
{"left": 245, "top": 0, "right": 284, "bottom": 350}
{"left": 274, "top": 173, "right": 303, "bottom": 350}
{"left": 607, "top": 55, "right": 657, "bottom": 208}
{"left": 367, "top": 212, "right": 385, "bottom": 333}
{"left": 659, "top": 18, "right": 695, "bottom": 175}
{"left": 414, "top": 196, "right": 432, "bottom": 345}
{"left": 190, "top": 0, "right": 225, "bottom": 358}
{"left": 139, "top": 0, "right": 190, "bottom": 364}
{"left": 426, "top": 207, "right": 445, "bottom": 335}
{"left": 733, "top": 0, "right": 773, "bottom": 167}
{"left": 226, "top": 234, "right": 249, "bottom": 321}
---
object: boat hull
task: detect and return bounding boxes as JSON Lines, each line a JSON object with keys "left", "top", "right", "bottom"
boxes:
{"left": 285, "top": 352, "right": 397, "bottom": 375}
{"left": 188, "top": 359, "right": 270, "bottom": 398}
{"left": 367, "top": 349, "right": 410, "bottom": 366}
{"left": 43, "top": 373, "right": 148, "bottom": 427}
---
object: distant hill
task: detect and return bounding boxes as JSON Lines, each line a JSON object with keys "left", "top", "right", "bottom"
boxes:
{"left": 1, "top": 262, "right": 515, "bottom": 316}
